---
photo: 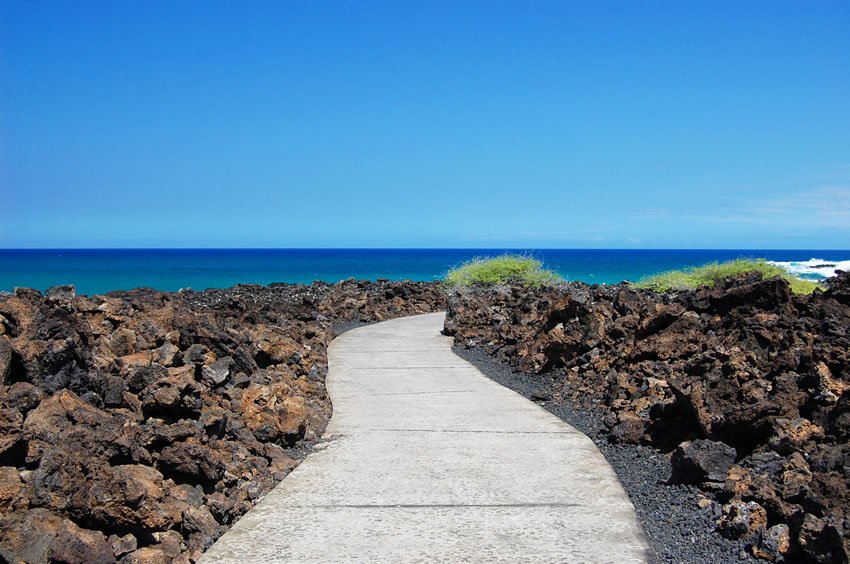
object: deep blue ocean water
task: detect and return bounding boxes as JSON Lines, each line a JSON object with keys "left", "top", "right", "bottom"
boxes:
{"left": 1, "top": 249, "right": 848, "bottom": 296}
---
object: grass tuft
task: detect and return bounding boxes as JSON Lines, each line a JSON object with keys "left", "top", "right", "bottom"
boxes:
{"left": 444, "top": 254, "right": 563, "bottom": 288}
{"left": 635, "top": 258, "right": 822, "bottom": 295}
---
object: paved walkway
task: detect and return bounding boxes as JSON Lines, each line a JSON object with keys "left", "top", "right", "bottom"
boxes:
{"left": 201, "top": 312, "right": 650, "bottom": 563}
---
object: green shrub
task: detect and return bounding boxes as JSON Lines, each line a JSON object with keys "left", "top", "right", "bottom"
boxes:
{"left": 444, "top": 254, "right": 562, "bottom": 288}
{"left": 635, "top": 258, "right": 822, "bottom": 295}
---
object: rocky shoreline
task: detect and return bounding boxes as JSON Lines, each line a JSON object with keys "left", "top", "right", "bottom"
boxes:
{"left": 2, "top": 271, "right": 848, "bottom": 563}
{"left": 444, "top": 272, "right": 850, "bottom": 563}
{"left": 0, "top": 280, "right": 444, "bottom": 563}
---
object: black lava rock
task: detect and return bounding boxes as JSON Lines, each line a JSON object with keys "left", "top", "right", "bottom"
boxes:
{"left": 670, "top": 439, "right": 737, "bottom": 485}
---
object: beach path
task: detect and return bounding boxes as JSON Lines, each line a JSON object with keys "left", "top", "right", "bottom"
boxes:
{"left": 200, "top": 312, "right": 650, "bottom": 563}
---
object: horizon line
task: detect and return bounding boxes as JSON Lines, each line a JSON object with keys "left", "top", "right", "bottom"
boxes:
{"left": 2, "top": 247, "right": 850, "bottom": 252}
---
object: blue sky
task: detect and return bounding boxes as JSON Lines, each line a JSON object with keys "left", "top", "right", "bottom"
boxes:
{"left": 1, "top": 1, "right": 848, "bottom": 248}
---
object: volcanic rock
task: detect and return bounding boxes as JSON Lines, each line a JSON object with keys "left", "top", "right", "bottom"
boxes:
{"left": 0, "top": 508, "right": 114, "bottom": 564}
{"left": 0, "top": 279, "right": 445, "bottom": 562}
{"left": 444, "top": 271, "right": 850, "bottom": 561}
{"left": 0, "top": 337, "right": 11, "bottom": 384}
{"left": 717, "top": 499, "right": 767, "bottom": 541}
{"left": 751, "top": 524, "right": 791, "bottom": 562}
{"left": 110, "top": 533, "right": 138, "bottom": 558}
{"left": 670, "top": 439, "right": 737, "bottom": 485}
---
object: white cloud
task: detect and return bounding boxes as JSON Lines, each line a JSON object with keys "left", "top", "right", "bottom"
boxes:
{"left": 633, "top": 187, "right": 850, "bottom": 230}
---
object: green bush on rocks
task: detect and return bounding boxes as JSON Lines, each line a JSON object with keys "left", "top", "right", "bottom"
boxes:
{"left": 444, "top": 255, "right": 562, "bottom": 288}
{"left": 635, "top": 258, "right": 822, "bottom": 295}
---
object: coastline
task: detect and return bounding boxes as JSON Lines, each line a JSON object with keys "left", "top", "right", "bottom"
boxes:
{"left": 1, "top": 271, "right": 849, "bottom": 562}
{"left": 2, "top": 248, "right": 848, "bottom": 296}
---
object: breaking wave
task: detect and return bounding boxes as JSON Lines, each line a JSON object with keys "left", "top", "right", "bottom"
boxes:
{"left": 767, "top": 258, "right": 850, "bottom": 281}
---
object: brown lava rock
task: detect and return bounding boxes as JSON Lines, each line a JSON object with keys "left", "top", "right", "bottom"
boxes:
{"left": 0, "top": 279, "right": 444, "bottom": 562}
{"left": 445, "top": 272, "right": 850, "bottom": 562}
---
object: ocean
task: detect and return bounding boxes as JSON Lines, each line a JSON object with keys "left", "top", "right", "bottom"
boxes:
{"left": 1, "top": 249, "right": 848, "bottom": 296}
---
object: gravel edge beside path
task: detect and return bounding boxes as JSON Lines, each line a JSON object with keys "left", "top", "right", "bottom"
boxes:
{"left": 453, "top": 346, "right": 754, "bottom": 564}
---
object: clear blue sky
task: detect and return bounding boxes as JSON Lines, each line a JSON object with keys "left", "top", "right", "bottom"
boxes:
{"left": 1, "top": 1, "right": 848, "bottom": 249}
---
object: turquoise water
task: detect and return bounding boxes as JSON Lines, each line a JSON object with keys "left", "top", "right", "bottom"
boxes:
{"left": 1, "top": 249, "right": 848, "bottom": 296}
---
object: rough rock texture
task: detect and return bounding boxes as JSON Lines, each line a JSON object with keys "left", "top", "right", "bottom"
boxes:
{"left": 0, "top": 280, "right": 444, "bottom": 563}
{"left": 671, "top": 439, "right": 737, "bottom": 485}
{"left": 445, "top": 272, "right": 850, "bottom": 563}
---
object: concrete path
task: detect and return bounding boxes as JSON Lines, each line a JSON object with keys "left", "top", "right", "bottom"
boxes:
{"left": 202, "top": 312, "right": 651, "bottom": 563}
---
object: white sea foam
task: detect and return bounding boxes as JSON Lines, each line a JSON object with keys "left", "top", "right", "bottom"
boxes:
{"left": 767, "top": 258, "right": 850, "bottom": 281}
